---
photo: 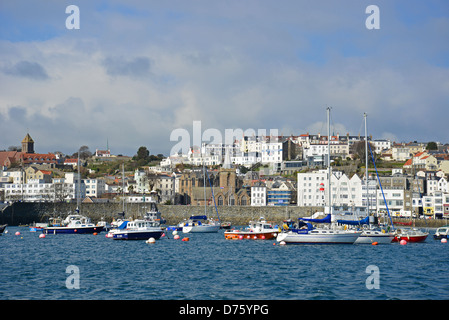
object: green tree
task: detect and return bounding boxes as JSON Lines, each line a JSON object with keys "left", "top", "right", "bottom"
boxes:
{"left": 426, "top": 141, "right": 438, "bottom": 150}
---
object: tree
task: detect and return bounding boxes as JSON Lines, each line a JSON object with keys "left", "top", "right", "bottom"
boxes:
{"left": 135, "top": 146, "right": 150, "bottom": 161}
{"left": 72, "top": 145, "right": 92, "bottom": 160}
{"left": 351, "top": 141, "right": 376, "bottom": 164}
{"left": 426, "top": 141, "right": 438, "bottom": 150}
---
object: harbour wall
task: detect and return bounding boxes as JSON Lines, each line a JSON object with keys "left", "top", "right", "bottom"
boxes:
{"left": 0, "top": 202, "right": 319, "bottom": 226}
{"left": 1, "top": 202, "right": 446, "bottom": 228}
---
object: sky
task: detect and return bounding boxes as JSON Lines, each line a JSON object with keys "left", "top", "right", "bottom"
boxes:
{"left": 0, "top": 0, "right": 448, "bottom": 157}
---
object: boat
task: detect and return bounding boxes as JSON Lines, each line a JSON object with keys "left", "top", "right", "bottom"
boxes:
{"left": 110, "top": 219, "right": 164, "bottom": 240}
{"left": 276, "top": 107, "right": 362, "bottom": 244}
{"left": 434, "top": 226, "right": 449, "bottom": 240}
{"left": 0, "top": 224, "right": 7, "bottom": 234}
{"left": 392, "top": 228, "right": 428, "bottom": 243}
{"left": 224, "top": 219, "right": 279, "bottom": 240}
{"left": 96, "top": 218, "right": 112, "bottom": 231}
{"left": 220, "top": 221, "right": 232, "bottom": 229}
{"left": 181, "top": 215, "right": 221, "bottom": 233}
{"left": 180, "top": 161, "right": 221, "bottom": 234}
{"left": 142, "top": 202, "right": 166, "bottom": 226}
{"left": 352, "top": 113, "right": 394, "bottom": 244}
{"left": 29, "top": 222, "right": 48, "bottom": 232}
{"left": 276, "top": 214, "right": 362, "bottom": 244}
{"left": 43, "top": 213, "right": 104, "bottom": 234}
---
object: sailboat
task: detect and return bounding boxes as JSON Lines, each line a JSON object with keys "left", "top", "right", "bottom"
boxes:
{"left": 276, "top": 107, "right": 362, "bottom": 244}
{"left": 338, "top": 113, "right": 395, "bottom": 244}
{"left": 181, "top": 159, "right": 221, "bottom": 233}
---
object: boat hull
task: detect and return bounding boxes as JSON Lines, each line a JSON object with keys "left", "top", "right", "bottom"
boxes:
{"left": 112, "top": 230, "right": 164, "bottom": 240}
{"left": 182, "top": 225, "right": 220, "bottom": 233}
{"left": 392, "top": 235, "right": 428, "bottom": 243}
{"left": 434, "top": 234, "right": 448, "bottom": 240}
{"left": 43, "top": 226, "right": 103, "bottom": 234}
{"left": 276, "top": 230, "right": 361, "bottom": 244}
{"left": 224, "top": 231, "right": 278, "bottom": 240}
{"left": 355, "top": 232, "right": 395, "bottom": 244}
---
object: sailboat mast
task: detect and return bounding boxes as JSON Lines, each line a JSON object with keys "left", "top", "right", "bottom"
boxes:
{"left": 327, "top": 106, "right": 331, "bottom": 216}
{"left": 365, "top": 113, "right": 369, "bottom": 217}
{"left": 122, "top": 163, "right": 125, "bottom": 213}
{"left": 77, "top": 150, "right": 81, "bottom": 214}
{"left": 203, "top": 158, "right": 206, "bottom": 216}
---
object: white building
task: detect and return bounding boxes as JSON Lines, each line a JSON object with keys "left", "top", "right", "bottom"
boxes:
{"left": 251, "top": 185, "right": 267, "bottom": 206}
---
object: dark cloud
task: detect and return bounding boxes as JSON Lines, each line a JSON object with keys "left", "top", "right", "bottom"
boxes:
{"left": 102, "top": 56, "right": 151, "bottom": 79}
{"left": 3, "top": 60, "right": 49, "bottom": 80}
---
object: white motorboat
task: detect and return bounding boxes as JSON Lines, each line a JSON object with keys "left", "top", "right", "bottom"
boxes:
{"left": 43, "top": 214, "right": 103, "bottom": 234}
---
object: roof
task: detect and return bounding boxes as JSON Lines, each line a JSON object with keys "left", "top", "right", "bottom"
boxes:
{"left": 22, "top": 133, "right": 34, "bottom": 143}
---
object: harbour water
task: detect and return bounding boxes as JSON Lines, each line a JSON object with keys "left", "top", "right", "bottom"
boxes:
{"left": 1, "top": 226, "right": 448, "bottom": 301}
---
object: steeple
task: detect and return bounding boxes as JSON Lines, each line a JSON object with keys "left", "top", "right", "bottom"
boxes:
{"left": 21, "top": 133, "right": 35, "bottom": 154}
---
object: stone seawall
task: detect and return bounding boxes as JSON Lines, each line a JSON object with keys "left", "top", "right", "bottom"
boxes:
{"left": 1, "top": 202, "right": 446, "bottom": 228}
{"left": 0, "top": 202, "right": 320, "bottom": 226}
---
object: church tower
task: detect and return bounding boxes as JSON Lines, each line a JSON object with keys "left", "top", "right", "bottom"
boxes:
{"left": 21, "top": 133, "right": 35, "bottom": 154}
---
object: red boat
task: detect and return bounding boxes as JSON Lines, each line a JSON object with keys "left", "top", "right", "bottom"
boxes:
{"left": 392, "top": 228, "right": 428, "bottom": 243}
{"left": 225, "top": 219, "right": 280, "bottom": 240}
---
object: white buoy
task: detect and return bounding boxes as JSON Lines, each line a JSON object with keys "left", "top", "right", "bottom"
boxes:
{"left": 172, "top": 230, "right": 178, "bottom": 235}
{"left": 146, "top": 237, "right": 156, "bottom": 244}
{"left": 174, "top": 234, "right": 180, "bottom": 240}
{"left": 39, "top": 234, "right": 46, "bottom": 238}
{"left": 441, "top": 238, "right": 447, "bottom": 243}
{"left": 280, "top": 241, "right": 286, "bottom": 246}
{"left": 15, "top": 231, "right": 20, "bottom": 236}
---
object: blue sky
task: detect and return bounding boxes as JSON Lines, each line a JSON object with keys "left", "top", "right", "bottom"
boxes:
{"left": 0, "top": 1, "right": 448, "bottom": 157}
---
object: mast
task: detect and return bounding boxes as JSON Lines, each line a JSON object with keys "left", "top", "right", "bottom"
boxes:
{"left": 77, "top": 150, "right": 81, "bottom": 214}
{"left": 122, "top": 163, "right": 125, "bottom": 213}
{"left": 364, "top": 113, "right": 369, "bottom": 218}
{"left": 327, "top": 106, "right": 332, "bottom": 216}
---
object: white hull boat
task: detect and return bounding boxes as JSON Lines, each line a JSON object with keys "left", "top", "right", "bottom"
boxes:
{"left": 277, "top": 228, "right": 362, "bottom": 244}
{"left": 355, "top": 230, "right": 395, "bottom": 244}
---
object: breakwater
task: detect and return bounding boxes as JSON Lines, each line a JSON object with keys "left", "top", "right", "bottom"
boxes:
{"left": 1, "top": 202, "right": 446, "bottom": 228}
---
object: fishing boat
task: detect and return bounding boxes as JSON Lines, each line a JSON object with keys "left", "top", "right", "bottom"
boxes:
{"left": 433, "top": 226, "right": 449, "bottom": 240}
{"left": 110, "top": 219, "right": 164, "bottom": 240}
{"left": 392, "top": 228, "right": 428, "bottom": 243}
{"left": 181, "top": 215, "right": 220, "bottom": 233}
{"left": 96, "top": 218, "right": 112, "bottom": 231}
{"left": 142, "top": 202, "right": 166, "bottom": 226}
{"left": 29, "top": 222, "right": 48, "bottom": 232}
{"left": 276, "top": 107, "right": 362, "bottom": 244}
{"left": 43, "top": 213, "right": 103, "bottom": 234}
{"left": 224, "top": 218, "right": 279, "bottom": 240}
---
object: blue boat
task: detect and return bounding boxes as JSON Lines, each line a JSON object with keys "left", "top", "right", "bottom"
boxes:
{"left": 109, "top": 219, "right": 164, "bottom": 240}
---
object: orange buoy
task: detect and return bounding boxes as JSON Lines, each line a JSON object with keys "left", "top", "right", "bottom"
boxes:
{"left": 182, "top": 237, "right": 189, "bottom": 242}
{"left": 93, "top": 232, "right": 98, "bottom": 236}
{"left": 372, "top": 241, "right": 378, "bottom": 245}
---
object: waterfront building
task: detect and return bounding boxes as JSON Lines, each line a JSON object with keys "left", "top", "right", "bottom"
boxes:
{"left": 251, "top": 184, "right": 267, "bottom": 206}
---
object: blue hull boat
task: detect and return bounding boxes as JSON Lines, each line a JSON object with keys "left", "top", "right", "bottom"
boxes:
{"left": 43, "top": 225, "right": 103, "bottom": 234}
{"left": 112, "top": 230, "right": 164, "bottom": 240}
